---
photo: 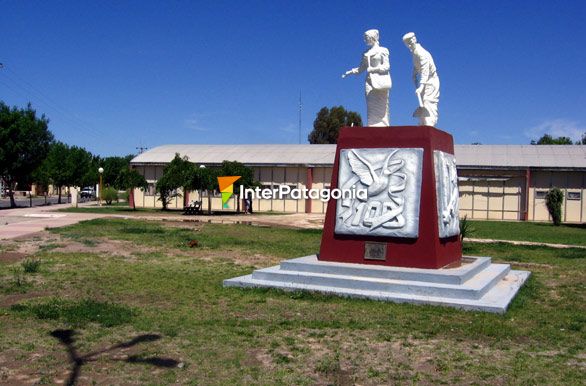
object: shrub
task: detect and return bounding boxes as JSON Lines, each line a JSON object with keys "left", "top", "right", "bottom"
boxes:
{"left": 102, "top": 187, "right": 119, "bottom": 205}
{"left": 459, "top": 214, "right": 474, "bottom": 241}
{"left": 22, "top": 258, "right": 41, "bottom": 273}
{"left": 545, "top": 187, "right": 564, "bottom": 226}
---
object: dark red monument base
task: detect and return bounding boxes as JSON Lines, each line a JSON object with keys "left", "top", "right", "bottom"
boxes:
{"left": 319, "top": 126, "right": 462, "bottom": 269}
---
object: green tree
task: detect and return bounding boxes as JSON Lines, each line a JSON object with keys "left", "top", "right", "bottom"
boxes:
{"left": 117, "top": 168, "right": 148, "bottom": 210}
{"left": 100, "top": 155, "right": 134, "bottom": 189}
{"left": 67, "top": 146, "right": 94, "bottom": 188}
{"left": 42, "top": 142, "right": 70, "bottom": 204}
{"left": 545, "top": 187, "right": 564, "bottom": 226}
{"left": 577, "top": 132, "right": 586, "bottom": 145}
{"left": 530, "top": 134, "right": 573, "bottom": 145}
{"left": 194, "top": 166, "right": 219, "bottom": 214}
{"left": 156, "top": 153, "right": 193, "bottom": 210}
{"left": 219, "top": 160, "right": 255, "bottom": 212}
{"left": 0, "top": 102, "right": 54, "bottom": 207}
{"left": 308, "top": 106, "right": 362, "bottom": 144}
{"left": 39, "top": 142, "right": 94, "bottom": 203}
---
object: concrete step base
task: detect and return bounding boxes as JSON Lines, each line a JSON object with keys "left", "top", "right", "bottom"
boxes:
{"left": 224, "top": 255, "right": 531, "bottom": 314}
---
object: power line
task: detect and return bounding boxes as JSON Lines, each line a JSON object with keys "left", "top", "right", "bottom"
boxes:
{"left": 0, "top": 62, "right": 108, "bottom": 141}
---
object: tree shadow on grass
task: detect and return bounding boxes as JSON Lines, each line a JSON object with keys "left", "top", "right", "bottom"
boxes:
{"left": 50, "top": 329, "right": 180, "bottom": 386}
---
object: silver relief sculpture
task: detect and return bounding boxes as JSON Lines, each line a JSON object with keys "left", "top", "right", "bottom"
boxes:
{"left": 434, "top": 151, "right": 460, "bottom": 238}
{"left": 335, "top": 148, "right": 423, "bottom": 238}
{"left": 402, "top": 32, "right": 440, "bottom": 127}
{"left": 342, "top": 29, "right": 391, "bottom": 127}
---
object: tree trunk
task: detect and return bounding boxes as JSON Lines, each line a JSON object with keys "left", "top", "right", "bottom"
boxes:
{"left": 207, "top": 190, "right": 212, "bottom": 214}
{"left": 236, "top": 194, "right": 240, "bottom": 213}
{"left": 58, "top": 187, "right": 62, "bottom": 204}
{"left": 7, "top": 180, "right": 16, "bottom": 208}
{"left": 131, "top": 189, "right": 136, "bottom": 210}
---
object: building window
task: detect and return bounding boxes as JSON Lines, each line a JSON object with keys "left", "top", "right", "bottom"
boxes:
{"left": 282, "top": 184, "right": 298, "bottom": 199}
{"left": 145, "top": 183, "right": 156, "bottom": 196}
{"left": 535, "top": 190, "right": 548, "bottom": 199}
{"left": 567, "top": 191, "right": 582, "bottom": 200}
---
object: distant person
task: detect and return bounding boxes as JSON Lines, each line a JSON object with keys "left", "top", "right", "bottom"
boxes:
{"left": 245, "top": 194, "right": 253, "bottom": 214}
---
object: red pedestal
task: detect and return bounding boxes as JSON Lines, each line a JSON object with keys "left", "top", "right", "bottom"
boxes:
{"left": 319, "top": 126, "right": 462, "bottom": 269}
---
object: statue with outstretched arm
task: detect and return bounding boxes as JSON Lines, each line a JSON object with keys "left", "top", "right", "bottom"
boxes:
{"left": 402, "top": 32, "right": 440, "bottom": 127}
{"left": 342, "top": 29, "right": 392, "bottom": 127}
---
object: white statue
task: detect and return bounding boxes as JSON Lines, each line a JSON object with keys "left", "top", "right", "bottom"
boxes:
{"left": 402, "top": 32, "right": 440, "bottom": 127}
{"left": 342, "top": 29, "right": 391, "bottom": 127}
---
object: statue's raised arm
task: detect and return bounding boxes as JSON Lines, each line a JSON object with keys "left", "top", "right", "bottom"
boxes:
{"left": 341, "top": 29, "right": 392, "bottom": 126}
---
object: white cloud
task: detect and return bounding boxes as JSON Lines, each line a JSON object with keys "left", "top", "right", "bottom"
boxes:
{"left": 183, "top": 117, "right": 208, "bottom": 132}
{"left": 524, "top": 119, "right": 585, "bottom": 142}
{"left": 277, "top": 123, "right": 297, "bottom": 134}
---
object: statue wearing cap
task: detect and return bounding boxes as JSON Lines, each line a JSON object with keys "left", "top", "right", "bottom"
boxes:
{"left": 402, "top": 32, "right": 440, "bottom": 127}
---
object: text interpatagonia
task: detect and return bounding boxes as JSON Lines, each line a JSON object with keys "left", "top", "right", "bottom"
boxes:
{"left": 239, "top": 184, "right": 367, "bottom": 202}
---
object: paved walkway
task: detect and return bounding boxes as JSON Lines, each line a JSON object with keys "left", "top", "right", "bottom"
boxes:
{"left": 0, "top": 203, "right": 107, "bottom": 240}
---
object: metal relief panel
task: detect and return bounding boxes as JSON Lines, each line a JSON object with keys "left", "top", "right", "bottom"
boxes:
{"left": 335, "top": 148, "right": 423, "bottom": 238}
{"left": 434, "top": 150, "right": 460, "bottom": 238}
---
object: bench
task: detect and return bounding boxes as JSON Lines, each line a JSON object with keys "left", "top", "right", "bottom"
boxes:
{"left": 183, "top": 200, "right": 203, "bottom": 215}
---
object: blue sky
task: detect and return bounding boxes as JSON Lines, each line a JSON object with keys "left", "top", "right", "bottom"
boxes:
{"left": 1, "top": 1, "right": 585, "bottom": 156}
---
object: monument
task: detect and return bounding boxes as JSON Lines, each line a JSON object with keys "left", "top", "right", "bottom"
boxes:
{"left": 403, "top": 32, "right": 440, "bottom": 127}
{"left": 342, "top": 29, "right": 392, "bottom": 126}
{"left": 224, "top": 31, "right": 530, "bottom": 313}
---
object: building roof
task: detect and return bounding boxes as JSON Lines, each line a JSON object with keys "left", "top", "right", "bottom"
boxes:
{"left": 131, "top": 144, "right": 336, "bottom": 166}
{"left": 131, "top": 144, "right": 586, "bottom": 170}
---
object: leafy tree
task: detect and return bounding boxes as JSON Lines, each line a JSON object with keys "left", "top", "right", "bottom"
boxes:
{"left": 545, "top": 187, "right": 564, "bottom": 226}
{"left": 67, "top": 146, "right": 94, "bottom": 188}
{"left": 308, "top": 106, "right": 362, "bottom": 144}
{"left": 219, "top": 160, "right": 255, "bottom": 212}
{"left": 100, "top": 155, "right": 134, "bottom": 189}
{"left": 530, "top": 134, "right": 573, "bottom": 145}
{"left": 41, "top": 142, "right": 70, "bottom": 203}
{"left": 578, "top": 132, "right": 586, "bottom": 145}
{"left": 193, "top": 166, "right": 219, "bottom": 214}
{"left": 82, "top": 155, "right": 102, "bottom": 191}
{"left": 0, "top": 102, "right": 54, "bottom": 207}
{"left": 39, "top": 142, "right": 94, "bottom": 203}
{"left": 117, "top": 168, "right": 148, "bottom": 210}
{"left": 156, "top": 153, "right": 193, "bottom": 210}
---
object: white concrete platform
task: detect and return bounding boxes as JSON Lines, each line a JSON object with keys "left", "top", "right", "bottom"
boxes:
{"left": 223, "top": 255, "right": 531, "bottom": 314}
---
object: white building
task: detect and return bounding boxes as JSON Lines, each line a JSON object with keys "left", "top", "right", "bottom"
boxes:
{"left": 130, "top": 144, "right": 586, "bottom": 223}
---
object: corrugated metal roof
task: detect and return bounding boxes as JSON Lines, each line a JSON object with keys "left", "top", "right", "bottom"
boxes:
{"left": 131, "top": 144, "right": 336, "bottom": 166}
{"left": 131, "top": 144, "right": 586, "bottom": 169}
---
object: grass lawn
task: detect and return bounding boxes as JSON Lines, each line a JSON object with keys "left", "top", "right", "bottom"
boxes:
{"left": 0, "top": 219, "right": 584, "bottom": 384}
{"left": 469, "top": 220, "right": 586, "bottom": 246}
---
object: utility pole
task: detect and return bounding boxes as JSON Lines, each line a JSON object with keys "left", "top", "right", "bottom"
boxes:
{"left": 136, "top": 146, "right": 148, "bottom": 154}
{"left": 298, "top": 90, "right": 302, "bottom": 144}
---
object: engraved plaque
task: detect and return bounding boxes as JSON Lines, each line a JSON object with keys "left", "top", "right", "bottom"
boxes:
{"left": 434, "top": 151, "right": 460, "bottom": 238}
{"left": 335, "top": 147, "right": 424, "bottom": 238}
{"left": 364, "top": 242, "right": 387, "bottom": 261}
